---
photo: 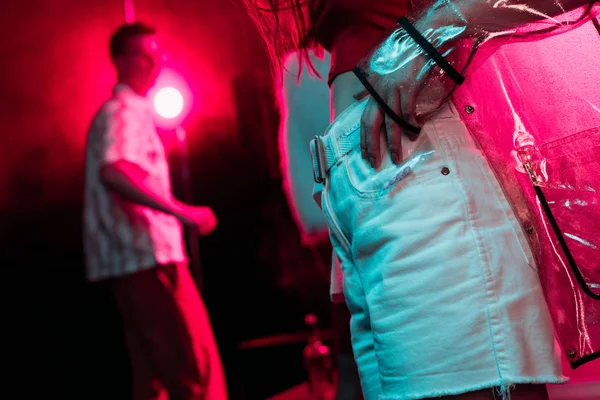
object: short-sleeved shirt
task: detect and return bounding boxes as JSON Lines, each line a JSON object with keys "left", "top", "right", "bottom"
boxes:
{"left": 83, "top": 83, "right": 186, "bottom": 281}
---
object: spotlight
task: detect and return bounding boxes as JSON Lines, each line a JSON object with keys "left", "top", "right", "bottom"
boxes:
{"left": 153, "top": 86, "right": 184, "bottom": 119}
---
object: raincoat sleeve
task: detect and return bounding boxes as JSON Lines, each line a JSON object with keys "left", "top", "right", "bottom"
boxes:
{"left": 353, "top": 0, "right": 598, "bottom": 126}
{"left": 352, "top": 0, "right": 600, "bottom": 370}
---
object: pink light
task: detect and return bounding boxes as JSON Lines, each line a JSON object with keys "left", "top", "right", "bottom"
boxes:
{"left": 154, "top": 86, "right": 184, "bottom": 119}
{"left": 148, "top": 68, "right": 192, "bottom": 130}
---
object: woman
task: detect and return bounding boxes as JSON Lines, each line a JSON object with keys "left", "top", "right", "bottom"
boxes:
{"left": 245, "top": 0, "right": 600, "bottom": 399}
{"left": 277, "top": 49, "right": 363, "bottom": 400}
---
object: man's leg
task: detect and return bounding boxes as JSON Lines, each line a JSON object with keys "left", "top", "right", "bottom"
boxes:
{"left": 112, "top": 271, "right": 168, "bottom": 400}
{"left": 111, "top": 263, "right": 227, "bottom": 400}
{"left": 171, "top": 262, "right": 228, "bottom": 400}
{"left": 120, "top": 326, "right": 168, "bottom": 400}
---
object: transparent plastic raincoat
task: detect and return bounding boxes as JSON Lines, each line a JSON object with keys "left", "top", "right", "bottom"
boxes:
{"left": 353, "top": 0, "right": 600, "bottom": 369}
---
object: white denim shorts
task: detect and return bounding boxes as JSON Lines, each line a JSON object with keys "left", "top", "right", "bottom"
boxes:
{"left": 311, "top": 100, "right": 566, "bottom": 400}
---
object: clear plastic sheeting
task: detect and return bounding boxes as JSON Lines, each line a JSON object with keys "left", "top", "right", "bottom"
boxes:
{"left": 352, "top": 0, "right": 600, "bottom": 369}
{"left": 354, "top": 0, "right": 599, "bottom": 127}
{"left": 370, "top": 134, "right": 437, "bottom": 191}
{"left": 518, "top": 130, "right": 600, "bottom": 299}
{"left": 452, "top": 33, "right": 600, "bottom": 367}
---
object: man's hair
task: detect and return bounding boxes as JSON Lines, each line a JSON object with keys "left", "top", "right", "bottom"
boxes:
{"left": 109, "top": 22, "right": 156, "bottom": 61}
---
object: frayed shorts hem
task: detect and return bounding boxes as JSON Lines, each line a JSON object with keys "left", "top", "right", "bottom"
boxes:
{"left": 378, "top": 375, "right": 569, "bottom": 400}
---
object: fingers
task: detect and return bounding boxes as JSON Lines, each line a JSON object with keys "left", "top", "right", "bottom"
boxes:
{"left": 385, "top": 88, "right": 403, "bottom": 165}
{"left": 185, "top": 206, "right": 218, "bottom": 236}
{"left": 209, "top": 216, "right": 218, "bottom": 232}
{"left": 200, "top": 213, "right": 218, "bottom": 236}
{"left": 399, "top": 97, "right": 418, "bottom": 141}
{"left": 360, "top": 96, "right": 384, "bottom": 168}
{"left": 353, "top": 87, "right": 369, "bottom": 101}
{"left": 401, "top": 79, "right": 428, "bottom": 142}
{"left": 197, "top": 222, "right": 216, "bottom": 236}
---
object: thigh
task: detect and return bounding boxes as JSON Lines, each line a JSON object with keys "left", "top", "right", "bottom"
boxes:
{"left": 111, "top": 265, "right": 205, "bottom": 396}
{"left": 171, "top": 263, "right": 228, "bottom": 400}
{"left": 112, "top": 274, "right": 168, "bottom": 400}
{"left": 111, "top": 265, "right": 188, "bottom": 358}
{"left": 510, "top": 384, "right": 549, "bottom": 400}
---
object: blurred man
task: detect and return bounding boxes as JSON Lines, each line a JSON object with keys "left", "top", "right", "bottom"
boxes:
{"left": 83, "top": 23, "right": 227, "bottom": 400}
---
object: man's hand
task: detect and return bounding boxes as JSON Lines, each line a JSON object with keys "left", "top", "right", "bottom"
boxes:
{"left": 100, "top": 162, "right": 219, "bottom": 235}
{"left": 179, "top": 206, "right": 218, "bottom": 236}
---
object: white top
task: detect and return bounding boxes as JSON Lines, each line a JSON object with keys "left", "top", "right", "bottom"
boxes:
{"left": 83, "top": 83, "right": 187, "bottom": 282}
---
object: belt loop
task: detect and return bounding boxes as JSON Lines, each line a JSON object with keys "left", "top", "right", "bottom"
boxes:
{"left": 310, "top": 135, "right": 326, "bottom": 183}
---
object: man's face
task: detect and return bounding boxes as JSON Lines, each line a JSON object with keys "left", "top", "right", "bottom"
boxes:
{"left": 119, "top": 34, "right": 163, "bottom": 94}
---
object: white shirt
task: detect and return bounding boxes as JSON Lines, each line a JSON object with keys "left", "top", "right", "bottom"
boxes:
{"left": 83, "top": 83, "right": 187, "bottom": 282}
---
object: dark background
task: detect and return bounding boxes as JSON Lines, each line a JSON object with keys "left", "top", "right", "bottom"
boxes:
{"left": 0, "top": 1, "right": 331, "bottom": 398}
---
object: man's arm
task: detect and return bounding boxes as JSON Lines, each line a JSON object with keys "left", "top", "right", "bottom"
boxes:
{"left": 98, "top": 104, "right": 193, "bottom": 225}
{"left": 100, "top": 160, "right": 188, "bottom": 221}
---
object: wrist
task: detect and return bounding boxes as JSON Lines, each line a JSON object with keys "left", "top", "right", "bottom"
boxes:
{"left": 398, "top": 12, "right": 468, "bottom": 85}
{"left": 169, "top": 198, "right": 189, "bottom": 222}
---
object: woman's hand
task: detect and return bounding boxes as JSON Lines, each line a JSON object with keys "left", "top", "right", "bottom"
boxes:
{"left": 355, "top": 21, "right": 467, "bottom": 168}
{"left": 354, "top": 0, "right": 591, "bottom": 169}
{"left": 356, "top": 51, "right": 432, "bottom": 169}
